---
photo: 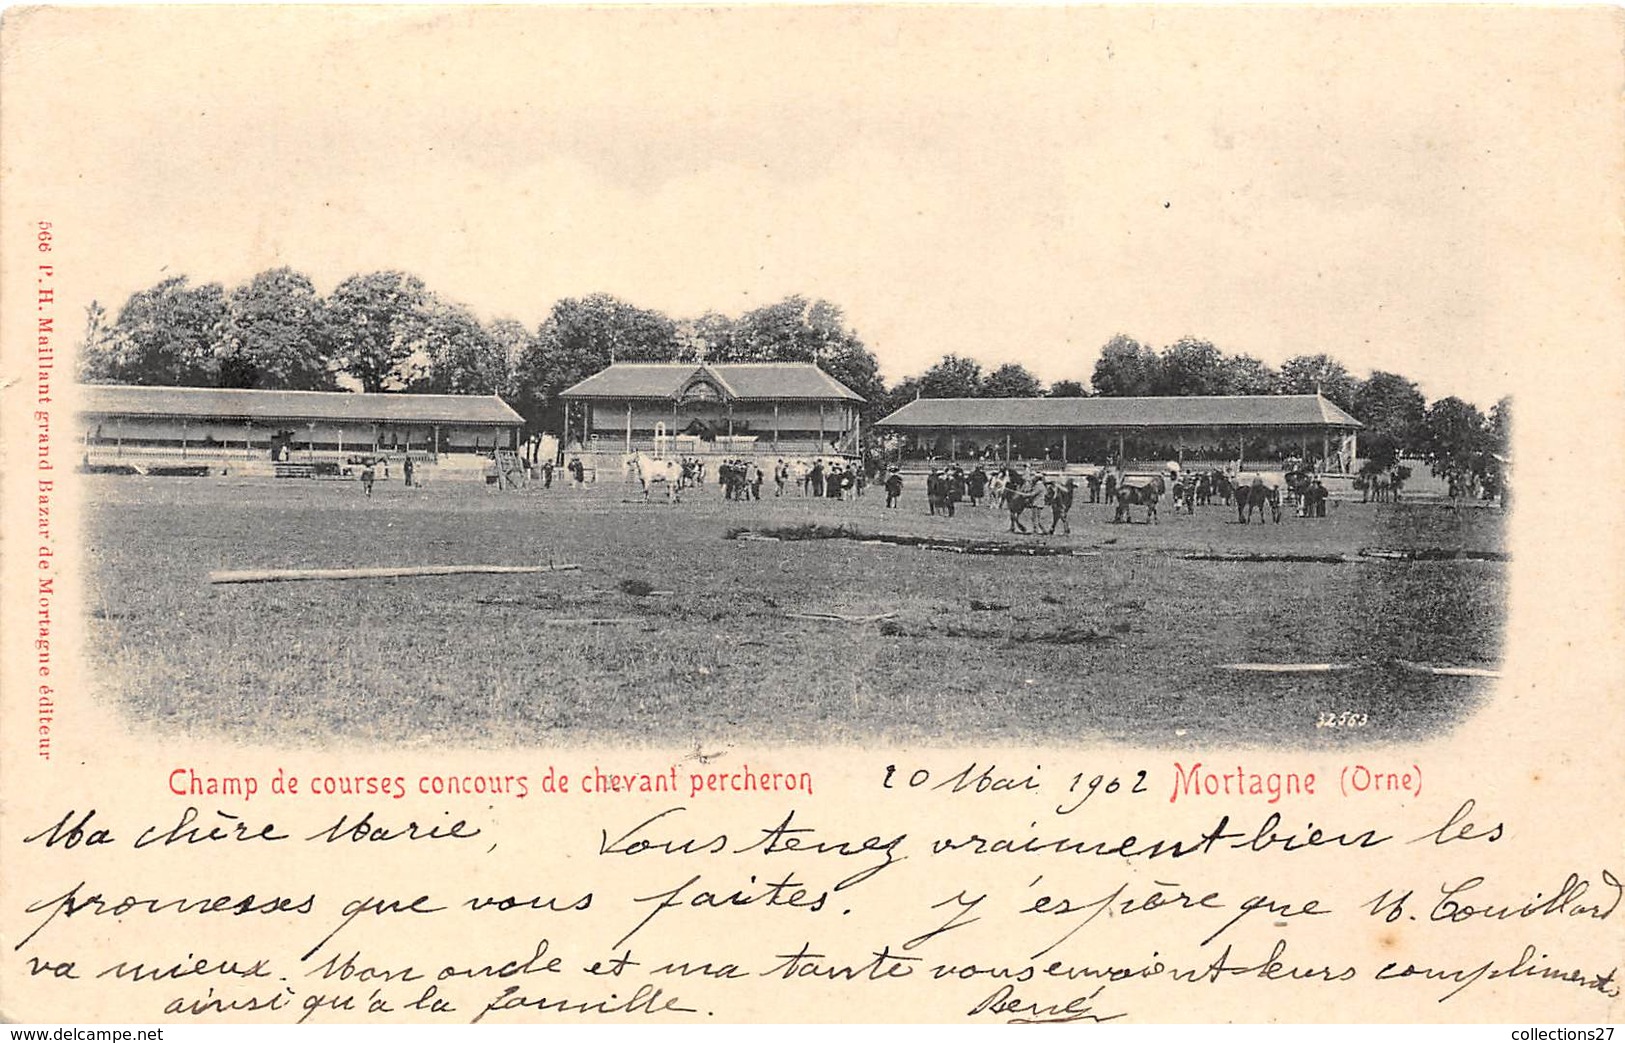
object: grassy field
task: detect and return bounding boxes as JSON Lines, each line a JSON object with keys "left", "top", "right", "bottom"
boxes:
{"left": 81, "top": 473, "right": 1507, "bottom": 748}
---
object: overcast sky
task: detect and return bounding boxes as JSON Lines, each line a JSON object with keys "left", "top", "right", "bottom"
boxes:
{"left": 5, "top": 7, "right": 1618, "bottom": 408}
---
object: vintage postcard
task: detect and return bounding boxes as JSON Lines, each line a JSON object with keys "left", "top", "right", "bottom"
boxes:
{"left": 1, "top": 6, "right": 1621, "bottom": 1026}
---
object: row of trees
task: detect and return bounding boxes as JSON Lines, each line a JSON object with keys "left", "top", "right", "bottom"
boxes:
{"left": 77, "top": 268, "right": 1508, "bottom": 488}
{"left": 76, "top": 270, "right": 884, "bottom": 436}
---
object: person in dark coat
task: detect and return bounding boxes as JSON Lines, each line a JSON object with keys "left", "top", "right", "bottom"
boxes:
{"left": 967, "top": 465, "right": 988, "bottom": 506}
{"left": 810, "top": 462, "right": 825, "bottom": 497}
{"left": 569, "top": 456, "right": 585, "bottom": 487}
{"left": 541, "top": 460, "right": 554, "bottom": 488}
{"left": 1049, "top": 477, "right": 1077, "bottom": 535}
{"left": 944, "top": 467, "right": 966, "bottom": 517}
{"left": 402, "top": 455, "right": 415, "bottom": 489}
{"left": 1308, "top": 479, "right": 1329, "bottom": 517}
{"left": 884, "top": 468, "right": 904, "bottom": 508}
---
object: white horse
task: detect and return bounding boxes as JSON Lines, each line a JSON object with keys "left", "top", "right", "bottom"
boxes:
{"left": 987, "top": 471, "right": 1009, "bottom": 507}
{"left": 625, "top": 453, "right": 682, "bottom": 502}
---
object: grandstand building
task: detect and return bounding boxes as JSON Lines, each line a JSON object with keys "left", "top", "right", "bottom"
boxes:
{"left": 874, "top": 393, "right": 1363, "bottom": 471}
{"left": 559, "top": 361, "right": 864, "bottom": 457}
{"left": 75, "top": 384, "right": 523, "bottom": 470}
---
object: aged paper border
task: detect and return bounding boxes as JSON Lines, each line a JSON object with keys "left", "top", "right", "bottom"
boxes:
{"left": 2, "top": 6, "right": 1621, "bottom": 1025}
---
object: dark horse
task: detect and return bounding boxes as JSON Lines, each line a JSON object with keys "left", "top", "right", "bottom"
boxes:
{"left": 1005, "top": 481, "right": 1053, "bottom": 533}
{"left": 1236, "top": 477, "right": 1282, "bottom": 524}
{"left": 1113, "top": 476, "right": 1164, "bottom": 524}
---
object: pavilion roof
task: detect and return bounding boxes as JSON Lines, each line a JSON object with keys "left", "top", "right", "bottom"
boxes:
{"left": 875, "top": 393, "right": 1362, "bottom": 430}
{"left": 76, "top": 384, "right": 523, "bottom": 425}
{"left": 561, "top": 362, "right": 863, "bottom": 402}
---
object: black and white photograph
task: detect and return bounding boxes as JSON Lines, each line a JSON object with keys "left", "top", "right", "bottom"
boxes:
{"left": 41, "top": 9, "right": 1517, "bottom": 748}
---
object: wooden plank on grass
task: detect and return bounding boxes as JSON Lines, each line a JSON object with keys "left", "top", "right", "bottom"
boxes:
{"left": 787, "top": 611, "right": 898, "bottom": 624}
{"left": 209, "top": 563, "right": 582, "bottom": 585}
{"left": 1391, "top": 659, "right": 1501, "bottom": 679}
{"left": 1216, "top": 662, "right": 1360, "bottom": 673}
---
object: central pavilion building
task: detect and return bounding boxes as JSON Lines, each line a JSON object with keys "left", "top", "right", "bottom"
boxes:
{"left": 559, "top": 361, "right": 864, "bottom": 457}
{"left": 874, "top": 393, "right": 1363, "bottom": 472}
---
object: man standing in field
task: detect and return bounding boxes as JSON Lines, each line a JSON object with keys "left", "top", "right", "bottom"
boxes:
{"left": 360, "top": 458, "right": 376, "bottom": 498}
{"left": 1049, "top": 477, "right": 1077, "bottom": 535}
{"left": 885, "top": 467, "right": 904, "bottom": 509}
{"left": 967, "top": 464, "right": 988, "bottom": 507}
{"left": 1308, "top": 479, "right": 1329, "bottom": 518}
{"left": 402, "top": 454, "right": 415, "bottom": 490}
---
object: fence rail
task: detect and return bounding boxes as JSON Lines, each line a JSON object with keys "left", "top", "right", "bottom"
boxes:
{"left": 82, "top": 443, "right": 480, "bottom": 463}
{"left": 574, "top": 438, "right": 839, "bottom": 458}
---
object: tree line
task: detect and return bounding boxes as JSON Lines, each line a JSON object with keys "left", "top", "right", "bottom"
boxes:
{"left": 76, "top": 268, "right": 1509, "bottom": 488}
{"left": 75, "top": 270, "right": 884, "bottom": 438}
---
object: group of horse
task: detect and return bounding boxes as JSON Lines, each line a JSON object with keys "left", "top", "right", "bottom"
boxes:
{"left": 1134, "top": 467, "right": 1297, "bottom": 525}
{"left": 622, "top": 450, "right": 1312, "bottom": 530}
{"left": 1359, "top": 470, "right": 1404, "bottom": 502}
{"left": 920, "top": 465, "right": 1078, "bottom": 534}
{"left": 917, "top": 463, "right": 1285, "bottom": 534}
{"left": 621, "top": 453, "right": 866, "bottom": 503}
{"left": 988, "top": 465, "right": 1294, "bottom": 531}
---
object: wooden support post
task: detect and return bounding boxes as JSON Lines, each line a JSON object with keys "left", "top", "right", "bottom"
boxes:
{"left": 1005, "top": 431, "right": 1012, "bottom": 462}
{"left": 181, "top": 420, "right": 188, "bottom": 459}
{"left": 625, "top": 401, "right": 632, "bottom": 453}
{"left": 1116, "top": 432, "right": 1125, "bottom": 466}
{"left": 818, "top": 403, "right": 826, "bottom": 449}
{"left": 773, "top": 400, "right": 780, "bottom": 451}
{"left": 1322, "top": 431, "right": 1330, "bottom": 470}
{"left": 1062, "top": 431, "right": 1068, "bottom": 464}
{"left": 245, "top": 420, "right": 252, "bottom": 459}
{"left": 432, "top": 424, "right": 440, "bottom": 463}
{"left": 1237, "top": 429, "right": 1245, "bottom": 472}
